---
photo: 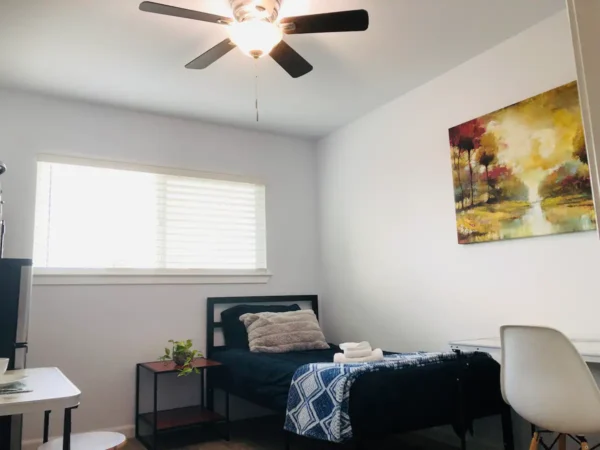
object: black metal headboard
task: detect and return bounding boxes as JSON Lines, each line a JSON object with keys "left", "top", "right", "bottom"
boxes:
{"left": 206, "top": 295, "right": 319, "bottom": 358}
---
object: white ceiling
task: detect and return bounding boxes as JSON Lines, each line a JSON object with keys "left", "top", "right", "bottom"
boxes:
{"left": 0, "top": 0, "right": 565, "bottom": 138}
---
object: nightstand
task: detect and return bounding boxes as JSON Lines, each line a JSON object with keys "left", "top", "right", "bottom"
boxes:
{"left": 135, "top": 358, "right": 229, "bottom": 450}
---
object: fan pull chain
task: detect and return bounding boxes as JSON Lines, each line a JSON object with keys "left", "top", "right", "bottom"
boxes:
{"left": 254, "top": 58, "right": 259, "bottom": 122}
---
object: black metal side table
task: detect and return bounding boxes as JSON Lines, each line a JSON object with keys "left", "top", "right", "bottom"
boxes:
{"left": 135, "top": 358, "right": 229, "bottom": 449}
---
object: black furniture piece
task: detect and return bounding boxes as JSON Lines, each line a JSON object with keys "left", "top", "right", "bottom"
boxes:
{"left": 0, "top": 258, "right": 33, "bottom": 450}
{"left": 135, "top": 358, "right": 230, "bottom": 449}
{"left": 206, "top": 295, "right": 514, "bottom": 450}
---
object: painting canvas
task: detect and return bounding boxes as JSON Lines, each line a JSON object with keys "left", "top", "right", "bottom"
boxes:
{"left": 449, "top": 81, "right": 596, "bottom": 244}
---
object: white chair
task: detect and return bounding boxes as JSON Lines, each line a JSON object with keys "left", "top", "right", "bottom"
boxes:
{"left": 501, "top": 325, "right": 600, "bottom": 450}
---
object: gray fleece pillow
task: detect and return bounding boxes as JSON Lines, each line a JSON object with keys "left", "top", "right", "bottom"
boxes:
{"left": 239, "top": 309, "right": 330, "bottom": 353}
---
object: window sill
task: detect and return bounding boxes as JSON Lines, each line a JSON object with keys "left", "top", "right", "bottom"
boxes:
{"left": 33, "top": 268, "right": 272, "bottom": 286}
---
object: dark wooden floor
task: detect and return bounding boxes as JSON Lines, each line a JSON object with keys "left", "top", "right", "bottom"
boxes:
{"left": 126, "top": 417, "right": 457, "bottom": 450}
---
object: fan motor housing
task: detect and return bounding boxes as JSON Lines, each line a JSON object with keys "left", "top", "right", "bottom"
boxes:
{"left": 230, "top": 0, "right": 282, "bottom": 23}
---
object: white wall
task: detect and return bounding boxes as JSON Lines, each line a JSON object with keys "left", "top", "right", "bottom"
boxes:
{"left": 0, "top": 89, "right": 319, "bottom": 442}
{"left": 318, "top": 11, "right": 600, "bottom": 449}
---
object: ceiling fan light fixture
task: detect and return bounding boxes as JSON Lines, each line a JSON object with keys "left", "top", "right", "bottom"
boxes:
{"left": 228, "top": 20, "right": 283, "bottom": 58}
{"left": 140, "top": 1, "right": 369, "bottom": 78}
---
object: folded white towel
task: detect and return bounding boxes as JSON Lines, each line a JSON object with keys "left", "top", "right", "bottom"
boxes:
{"left": 334, "top": 348, "right": 384, "bottom": 364}
{"left": 344, "top": 347, "right": 373, "bottom": 358}
{"left": 339, "top": 341, "right": 371, "bottom": 352}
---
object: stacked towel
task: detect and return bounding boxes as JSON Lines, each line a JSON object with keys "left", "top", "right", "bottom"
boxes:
{"left": 339, "top": 342, "right": 369, "bottom": 351}
{"left": 334, "top": 341, "right": 384, "bottom": 363}
{"left": 339, "top": 341, "right": 372, "bottom": 358}
{"left": 334, "top": 348, "right": 384, "bottom": 363}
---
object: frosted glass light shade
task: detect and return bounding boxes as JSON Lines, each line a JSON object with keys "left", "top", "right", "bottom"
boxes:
{"left": 228, "top": 20, "right": 283, "bottom": 58}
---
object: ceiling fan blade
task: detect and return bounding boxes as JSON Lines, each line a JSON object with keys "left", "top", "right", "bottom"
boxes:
{"left": 139, "top": 1, "right": 232, "bottom": 25}
{"left": 185, "top": 39, "right": 236, "bottom": 70}
{"left": 281, "top": 10, "right": 369, "bottom": 34}
{"left": 270, "top": 41, "right": 313, "bottom": 78}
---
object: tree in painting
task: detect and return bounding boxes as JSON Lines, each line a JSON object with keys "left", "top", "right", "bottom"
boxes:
{"left": 476, "top": 133, "right": 498, "bottom": 203}
{"left": 448, "top": 81, "right": 596, "bottom": 244}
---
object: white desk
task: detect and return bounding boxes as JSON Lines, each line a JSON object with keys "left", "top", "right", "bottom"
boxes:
{"left": 449, "top": 337, "right": 600, "bottom": 363}
{"left": 0, "top": 367, "right": 81, "bottom": 449}
{"left": 0, "top": 367, "right": 80, "bottom": 416}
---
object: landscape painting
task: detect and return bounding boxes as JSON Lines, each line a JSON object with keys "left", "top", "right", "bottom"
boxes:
{"left": 449, "top": 81, "right": 596, "bottom": 244}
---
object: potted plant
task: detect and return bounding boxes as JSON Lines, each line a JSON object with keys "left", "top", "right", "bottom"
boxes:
{"left": 159, "top": 339, "right": 203, "bottom": 377}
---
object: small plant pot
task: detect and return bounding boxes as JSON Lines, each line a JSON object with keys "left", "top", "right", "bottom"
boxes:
{"left": 173, "top": 352, "right": 192, "bottom": 366}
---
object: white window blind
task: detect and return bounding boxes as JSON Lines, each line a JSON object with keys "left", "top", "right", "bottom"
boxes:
{"left": 34, "top": 157, "right": 267, "bottom": 271}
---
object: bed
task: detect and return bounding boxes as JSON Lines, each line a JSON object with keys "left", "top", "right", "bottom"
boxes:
{"left": 206, "top": 295, "right": 514, "bottom": 449}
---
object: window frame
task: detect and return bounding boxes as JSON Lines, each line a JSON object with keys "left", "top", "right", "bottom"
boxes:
{"left": 33, "top": 154, "right": 271, "bottom": 286}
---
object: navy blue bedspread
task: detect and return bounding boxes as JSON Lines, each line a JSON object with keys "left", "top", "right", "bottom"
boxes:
{"left": 212, "top": 346, "right": 343, "bottom": 411}
{"left": 211, "top": 347, "right": 506, "bottom": 438}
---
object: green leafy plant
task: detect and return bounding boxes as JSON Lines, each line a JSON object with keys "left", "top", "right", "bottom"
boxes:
{"left": 159, "top": 339, "right": 203, "bottom": 377}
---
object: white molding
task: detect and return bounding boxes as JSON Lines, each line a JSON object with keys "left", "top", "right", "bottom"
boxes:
{"left": 33, "top": 268, "right": 272, "bottom": 286}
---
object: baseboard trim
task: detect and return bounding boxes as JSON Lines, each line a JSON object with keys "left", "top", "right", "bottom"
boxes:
{"left": 22, "top": 424, "right": 134, "bottom": 450}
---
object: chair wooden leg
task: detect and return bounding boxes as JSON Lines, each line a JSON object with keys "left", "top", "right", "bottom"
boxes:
{"left": 575, "top": 435, "right": 590, "bottom": 450}
{"left": 529, "top": 432, "right": 539, "bottom": 450}
{"left": 558, "top": 434, "right": 566, "bottom": 450}
{"left": 578, "top": 435, "right": 590, "bottom": 450}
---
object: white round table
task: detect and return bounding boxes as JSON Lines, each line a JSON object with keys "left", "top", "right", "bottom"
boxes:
{"left": 38, "top": 431, "right": 126, "bottom": 450}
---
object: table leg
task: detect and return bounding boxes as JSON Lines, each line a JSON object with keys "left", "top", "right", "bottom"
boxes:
{"left": 207, "top": 369, "right": 214, "bottom": 412}
{"left": 225, "top": 390, "right": 230, "bottom": 441}
{"left": 43, "top": 410, "right": 51, "bottom": 443}
{"left": 456, "top": 351, "right": 467, "bottom": 450}
{"left": 135, "top": 364, "right": 140, "bottom": 440}
{"left": 500, "top": 404, "right": 514, "bottom": 450}
{"left": 200, "top": 369, "right": 205, "bottom": 409}
{"left": 153, "top": 372, "right": 158, "bottom": 450}
{"left": 62, "top": 407, "right": 72, "bottom": 450}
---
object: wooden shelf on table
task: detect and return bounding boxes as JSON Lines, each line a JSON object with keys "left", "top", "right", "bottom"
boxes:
{"left": 139, "top": 406, "right": 225, "bottom": 431}
{"left": 139, "top": 358, "right": 222, "bottom": 374}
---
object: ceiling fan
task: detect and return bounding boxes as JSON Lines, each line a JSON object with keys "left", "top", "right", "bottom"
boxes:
{"left": 139, "top": 0, "right": 369, "bottom": 78}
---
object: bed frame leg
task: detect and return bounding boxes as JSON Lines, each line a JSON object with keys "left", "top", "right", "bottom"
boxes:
{"left": 284, "top": 430, "right": 291, "bottom": 450}
{"left": 501, "top": 404, "right": 515, "bottom": 450}
{"left": 460, "top": 434, "right": 467, "bottom": 450}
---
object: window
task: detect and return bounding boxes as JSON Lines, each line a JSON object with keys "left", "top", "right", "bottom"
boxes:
{"left": 33, "top": 156, "right": 267, "bottom": 282}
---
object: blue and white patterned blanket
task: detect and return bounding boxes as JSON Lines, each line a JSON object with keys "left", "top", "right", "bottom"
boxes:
{"left": 284, "top": 352, "right": 459, "bottom": 443}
